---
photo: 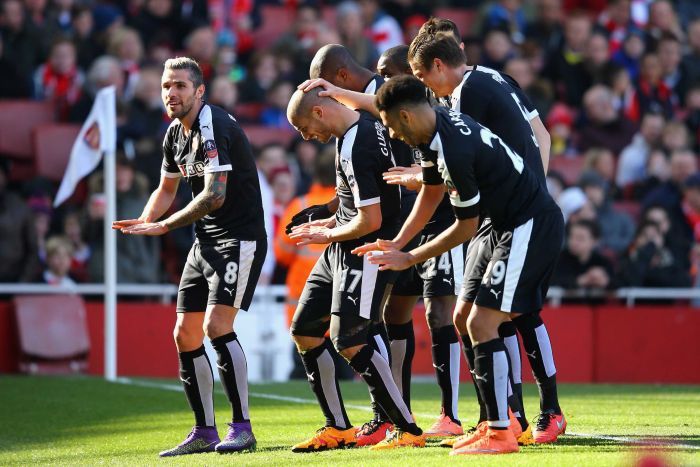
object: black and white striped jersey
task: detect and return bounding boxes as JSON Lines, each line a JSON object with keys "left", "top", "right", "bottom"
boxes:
{"left": 449, "top": 65, "right": 545, "bottom": 184}
{"left": 335, "top": 110, "right": 401, "bottom": 243}
{"left": 419, "top": 107, "right": 556, "bottom": 230}
{"left": 161, "top": 103, "right": 266, "bottom": 244}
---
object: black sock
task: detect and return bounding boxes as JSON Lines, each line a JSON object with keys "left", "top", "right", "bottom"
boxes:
{"left": 178, "top": 345, "right": 215, "bottom": 427}
{"left": 349, "top": 345, "right": 421, "bottom": 435}
{"left": 461, "top": 334, "right": 487, "bottom": 423}
{"left": 368, "top": 322, "right": 391, "bottom": 422}
{"left": 513, "top": 312, "right": 561, "bottom": 414}
{"left": 211, "top": 332, "right": 249, "bottom": 423}
{"left": 386, "top": 321, "right": 415, "bottom": 411}
{"left": 431, "top": 325, "right": 461, "bottom": 423}
{"left": 473, "top": 339, "right": 510, "bottom": 429}
{"left": 498, "top": 321, "right": 527, "bottom": 430}
{"left": 299, "top": 340, "right": 351, "bottom": 429}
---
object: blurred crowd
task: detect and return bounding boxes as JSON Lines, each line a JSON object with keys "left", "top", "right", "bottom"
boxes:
{"left": 2, "top": 0, "right": 700, "bottom": 300}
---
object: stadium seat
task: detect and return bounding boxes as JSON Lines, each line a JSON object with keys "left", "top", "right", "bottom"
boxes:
{"left": 549, "top": 156, "right": 586, "bottom": 186}
{"left": 242, "top": 125, "right": 296, "bottom": 149}
{"left": 13, "top": 295, "right": 90, "bottom": 375}
{"left": 32, "top": 123, "right": 82, "bottom": 182}
{"left": 434, "top": 8, "right": 477, "bottom": 36}
{"left": 253, "top": 5, "right": 294, "bottom": 50}
{"left": 0, "top": 100, "right": 55, "bottom": 159}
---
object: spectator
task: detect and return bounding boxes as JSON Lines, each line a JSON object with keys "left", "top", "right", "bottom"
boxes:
{"left": 41, "top": 236, "right": 77, "bottom": 287}
{"left": 644, "top": 204, "right": 692, "bottom": 271}
{"left": 289, "top": 137, "right": 324, "bottom": 196}
{"left": 598, "top": 0, "right": 635, "bottom": 53}
{"left": 1, "top": 0, "right": 42, "bottom": 97}
{"left": 86, "top": 154, "right": 160, "bottom": 283}
{"left": 682, "top": 173, "right": 700, "bottom": 243}
{"left": 629, "top": 148, "right": 671, "bottom": 199}
{"left": 645, "top": 0, "right": 684, "bottom": 48}
{"left": 551, "top": 219, "right": 614, "bottom": 290}
{"left": 680, "top": 19, "right": 700, "bottom": 101}
{"left": 525, "top": 0, "right": 565, "bottom": 58}
{"left": 238, "top": 51, "right": 278, "bottom": 103}
{"left": 628, "top": 52, "right": 675, "bottom": 122}
{"left": 661, "top": 120, "right": 690, "bottom": 153}
{"left": 616, "top": 111, "right": 665, "bottom": 188}
{"left": 684, "top": 85, "right": 700, "bottom": 152}
{"left": 543, "top": 11, "right": 593, "bottom": 106}
{"left": 584, "top": 30, "right": 611, "bottom": 83}
{"left": 71, "top": 5, "right": 100, "bottom": 70}
{"left": 46, "top": 0, "right": 75, "bottom": 35}
{"left": 657, "top": 33, "right": 683, "bottom": 101}
{"left": 272, "top": 4, "right": 324, "bottom": 73}
{"left": 481, "top": 28, "right": 515, "bottom": 71}
{"left": 546, "top": 103, "right": 576, "bottom": 157}
{"left": 617, "top": 220, "right": 691, "bottom": 287}
{"left": 580, "top": 171, "right": 635, "bottom": 253}
{"left": 269, "top": 167, "right": 296, "bottom": 233}
{"left": 611, "top": 28, "right": 646, "bottom": 81}
{"left": 69, "top": 55, "right": 125, "bottom": 122}
{"left": 482, "top": 0, "right": 527, "bottom": 45}
{"left": 547, "top": 170, "right": 568, "bottom": 201}
{"left": 106, "top": 26, "right": 144, "bottom": 100}
{"left": 184, "top": 26, "right": 216, "bottom": 85}
{"left": 62, "top": 210, "right": 90, "bottom": 283}
{"left": 129, "top": 0, "right": 186, "bottom": 51}
{"left": 27, "top": 194, "right": 52, "bottom": 265}
{"left": 260, "top": 80, "right": 295, "bottom": 129}
{"left": 582, "top": 147, "right": 618, "bottom": 195}
{"left": 207, "top": 74, "right": 238, "bottom": 114}
{"left": 577, "top": 85, "right": 637, "bottom": 155}
{"left": 336, "top": 1, "right": 379, "bottom": 70}
{"left": 254, "top": 145, "right": 284, "bottom": 285}
{"left": 33, "top": 36, "right": 84, "bottom": 120}
{"left": 557, "top": 186, "right": 597, "bottom": 223}
{"left": 359, "top": 0, "right": 403, "bottom": 54}
{"left": 601, "top": 62, "right": 635, "bottom": 116}
{"left": 0, "top": 161, "right": 39, "bottom": 282}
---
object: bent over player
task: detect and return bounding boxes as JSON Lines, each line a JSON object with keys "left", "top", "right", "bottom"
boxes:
{"left": 113, "top": 57, "right": 266, "bottom": 456}
{"left": 355, "top": 76, "right": 564, "bottom": 455}
{"left": 286, "top": 87, "right": 425, "bottom": 451}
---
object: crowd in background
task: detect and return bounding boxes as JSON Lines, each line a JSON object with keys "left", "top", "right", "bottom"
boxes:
{"left": 2, "top": 0, "right": 700, "bottom": 301}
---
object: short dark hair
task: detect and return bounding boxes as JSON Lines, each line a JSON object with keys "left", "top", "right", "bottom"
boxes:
{"left": 375, "top": 75, "right": 429, "bottom": 113}
{"left": 418, "top": 17, "right": 461, "bottom": 41}
{"left": 408, "top": 31, "right": 466, "bottom": 70}
{"left": 568, "top": 219, "right": 600, "bottom": 240}
{"left": 164, "top": 56, "right": 204, "bottom": 89}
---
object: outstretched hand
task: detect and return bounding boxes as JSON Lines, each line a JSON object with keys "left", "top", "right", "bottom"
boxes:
{"left": 117, "top": 221, "right": 169, "bottom": 236}
{"left": 382, "top": 165, "right": 422, "bottom": 191}
{"left": 297, "top": 78, "right": 339, "bottom": 98}
{"left": 288, "top": 224, "right": 333, "bottom": 246}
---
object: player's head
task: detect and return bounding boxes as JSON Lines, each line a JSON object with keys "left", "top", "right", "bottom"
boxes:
{"left": 161, "top": 56, "right": 205, "bottom": 120}
{"left": 417, "top": 17, "right": 463, "bottom": 48}
{"left": 309, "top": 43, "right": 365, "bottom": 87}
{"left": 287, "top": 87, "right": 340, "bottom": 144}
{"left": 377, "top": 45, "right": 411, "bottom": 80}
{"left": 408, "top": 32, "right": 466, "bottom": 97}
{"left": 375, "top": 75, "right": 432, "bottom": 147}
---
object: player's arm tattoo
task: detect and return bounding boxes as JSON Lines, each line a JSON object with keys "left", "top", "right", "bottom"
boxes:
{"left": 162, "top": 172, "right": 227, "bottom": 231}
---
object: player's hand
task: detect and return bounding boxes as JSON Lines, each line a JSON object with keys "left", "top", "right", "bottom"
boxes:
{"left": 288, "top": 225, "right": 332, "bottom": 245}
{"left": 120, "top": 221, "right": 169, "bottom": 236}
{"left": 351, "top": 239, "right": 401, "bottom": 256}
{"left": 112, "top": 219, "right": 144, "bottom": 230}
{"left": 286, "top": 204, "right": 333, "bottom": 234}
{"left": 366, "top": 249, "right": 415, "bottom": 271}
{"left": 383, "top": 165, "right": 422, "bottom": 191}
{"left": 297, "top": 78, "right": 339, "bottom": 98}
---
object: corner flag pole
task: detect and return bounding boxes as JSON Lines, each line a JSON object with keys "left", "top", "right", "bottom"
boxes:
{"left": 104, "top": 146, "right": 117, "bottom": 381}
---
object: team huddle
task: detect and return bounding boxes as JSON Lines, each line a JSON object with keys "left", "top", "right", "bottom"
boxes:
{"left": 115, "top": 17, "right": 566, "bottom": 457}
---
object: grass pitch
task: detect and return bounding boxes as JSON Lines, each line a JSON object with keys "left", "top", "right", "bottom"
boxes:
{"left": 0, "top": 376, "right": 698, "bottom": 466}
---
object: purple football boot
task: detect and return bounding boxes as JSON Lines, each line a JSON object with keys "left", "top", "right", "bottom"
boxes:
{"left": 215, "top": 421, "right": 257, "bottom": 453}
{"left": 159, "top": 426, "right": 220, "bottom": 457}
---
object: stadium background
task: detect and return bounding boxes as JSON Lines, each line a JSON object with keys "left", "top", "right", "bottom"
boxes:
{"left": 1, "top": 0, "right": 700, "bottom": 385}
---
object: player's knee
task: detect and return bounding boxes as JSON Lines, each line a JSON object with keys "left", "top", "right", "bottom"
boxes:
{"left": 173, "top": 323, "right": 203, "bottom": 350}
{"left": 337, "top": 344, "right": 362, "bottom": 361}
{"left": 425, "top": 298, "right": 454, "bottom": 330}
{"left": 453, "top": 300, "right": 471, "bottom": 328}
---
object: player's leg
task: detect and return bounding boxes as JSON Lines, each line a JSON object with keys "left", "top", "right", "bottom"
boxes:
{"left": 290, "top": 244, "right": 355, "bottom": 452}
{"left": 160, "top": 245, "right": 219, "bottom": 457}
{"left": 498, "top": 320, "right": 529, "bottom": 434}
{"left": 199, "top": 239, "right": 267, "bottom": 453}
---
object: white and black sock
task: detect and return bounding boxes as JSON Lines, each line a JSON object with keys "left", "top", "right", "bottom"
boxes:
{"left": 299, "top": 340, "right": 351, "bottom": 429}
{"left": 178, "top": 345, "right": 215, "bottom": 427}
{"left": 386, "top": 321, "right": 415, "bottom": 410}
{"left": 513, "top": 312, "right": 561, "bottom": 414}
{"left": 431, "top": 325, "right": 461, "bottom": 423}
{"left": 499, "top": 321, "right": 527, "bottom": 429}
{"left": 211, "top": 332, "right": 249, "bottom": 422}
{"left": 461, "top": 333, "right": 487, "bottom": 423}
{"left": 368, "top": 322, "right": 391, "bottom": 422}
{"left": 349, "top": 345, "right": 421, "bottom": 435}
{"left": 473, "top": 339, "right": 510, "bottom": 429}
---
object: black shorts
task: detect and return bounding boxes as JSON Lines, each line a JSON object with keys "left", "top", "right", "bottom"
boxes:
{"left": 176, "top": 239, "right": 267, "bottom": 312}
{"left": 460, "top": 210, "right": 564, "bottom": 314}
{"left": 392, "top": 229, "right": 466, "bottom": 298}
{"left": 290, "top": 241, "right": 394, "bottom": 351}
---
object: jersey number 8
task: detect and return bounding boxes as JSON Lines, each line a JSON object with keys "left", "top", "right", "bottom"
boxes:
{"left": 224, "top": 261, "right": 238, "bottom": 284}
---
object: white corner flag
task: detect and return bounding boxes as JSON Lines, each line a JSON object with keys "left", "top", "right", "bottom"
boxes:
{"left": 54, "top": 85, "right": 117, "bottom": 207}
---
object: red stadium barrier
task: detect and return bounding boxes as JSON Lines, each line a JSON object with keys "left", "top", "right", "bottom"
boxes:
{"left": 1, "top": 300, "right": 699, "bottom": 383}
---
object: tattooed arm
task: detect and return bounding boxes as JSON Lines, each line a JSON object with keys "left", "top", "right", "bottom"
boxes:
{"left": 118, "top": 171, "right": 228, "bottom": 236}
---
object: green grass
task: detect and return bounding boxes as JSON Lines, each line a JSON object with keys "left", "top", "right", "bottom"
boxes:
{"left": 0, "top": 376, "right": 699, "bottom": 466}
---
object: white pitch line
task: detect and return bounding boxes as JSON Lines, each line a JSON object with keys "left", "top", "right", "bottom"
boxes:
{"left": 114, "top": 378, "right": 700, "bottom": 451}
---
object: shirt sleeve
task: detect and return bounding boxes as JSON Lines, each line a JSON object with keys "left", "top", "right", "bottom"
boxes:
{"left": 160, "top": 130, "right": 181, "bottom": 178}
{"left": 347, "top": 139, "right": 382, "bottom": 207}
{"left": 446, "top": 146, "right": 480, "bottom": 220}
{"left": 420, "top": 148, "right": 442, "bottom": 185}
{"left": 203, "top": 122, "right": 234, "bottom": 174}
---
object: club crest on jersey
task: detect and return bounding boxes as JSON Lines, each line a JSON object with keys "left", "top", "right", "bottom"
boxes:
{"left": 204, "top": 139, "right": 218, "bottom": 159}
{"left": 178, "top": 161, "right": 206, "bottom": 177}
